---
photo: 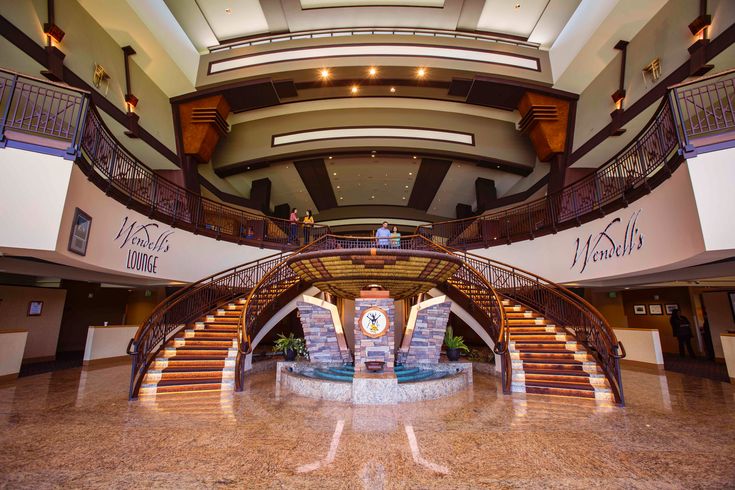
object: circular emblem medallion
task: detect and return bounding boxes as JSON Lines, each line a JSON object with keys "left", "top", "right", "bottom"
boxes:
{"left": 359, "top": 306, "right": 389, "bottom": 338}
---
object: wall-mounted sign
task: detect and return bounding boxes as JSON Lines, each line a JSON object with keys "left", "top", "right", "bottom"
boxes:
{"left": 571, "top": 210, "right": 644, "bottom": 274}
{"left": 114, "top": 217, "right": 174, "bottom": 275}
{"left": 359, "top": 306, "right": 390, "bottom": 338}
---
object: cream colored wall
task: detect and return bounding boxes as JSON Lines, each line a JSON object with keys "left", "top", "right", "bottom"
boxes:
{"left": 585, "top": 290, "right": 629, "bottom": 328}
{"left": 0, "top": 285, "right": 67, "bottom": 361}
{"left": 573, "top": 0, "right": 735, "bottom": 152}
{"left": 701, "top": 291, "right": 735, "bottom": 359}
{"left": 0, "top": 331, "right": 28, "bottom": 377}
{"left": 215, "top": 108, "right": 536, "bottom": 168}
{"left": 0, "top": 0, "right": 176, "bottom": 153}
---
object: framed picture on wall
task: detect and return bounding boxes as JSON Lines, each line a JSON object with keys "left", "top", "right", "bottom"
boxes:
{"left": 633, "top": 305, "right": 646, "bottom": 315}
{"left": 68, "top": 208, "right": 92, "bottom": 256}
{"left": 27, "top": 301, "right": 43, "bottom": 316}
{"left": 649, "top": 304, "right": 663, "bottom": 315}
{"left": 665, "top": 304, "right": 680, "bottom": 315}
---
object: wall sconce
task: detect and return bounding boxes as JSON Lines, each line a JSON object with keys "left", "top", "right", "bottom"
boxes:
{"left": 642, "top": 58, "right": 661, "bottom": 86}
{"left": 43, "top": 22, "right": 65, "bottom": 44}
{"left": 688, "top": 14, "right": 711, "bottom": 38}
{"left": 92, "top": 64, "right": 109, "bottom": 88}
{"left": 125, "top": 93, "right": 139, "bottom": 111}
{"left": 611, "top": 89, "right": 626, "bottom": 110}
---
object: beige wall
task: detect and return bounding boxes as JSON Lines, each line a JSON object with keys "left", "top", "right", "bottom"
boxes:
{"left": 573, "top": 0, "right": 735, "bottom": 152}
{"left": 0, "top": 0, "right": 176, "bottom": 153}
{"left": 585, "top": 290, "right": 629, "bottom": 328}
{"left": 0, "top": 285, "right": 67, "bottom": 361}
{"left": 124, "top": 287, "right": 166, "bottom": 327}
{"left": 701, "top": 291, "right": 735, "bottom": 359}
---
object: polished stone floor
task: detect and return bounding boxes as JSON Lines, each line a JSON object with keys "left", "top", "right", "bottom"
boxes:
{"left": 1, "top": 364, "right": 734, "bottom": 489}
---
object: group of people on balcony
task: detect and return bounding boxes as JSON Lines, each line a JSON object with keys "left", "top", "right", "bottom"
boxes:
{"left": 375, "top": 221, "right": 401, "bottom": 248}
{"left": 288, "top": 208, "right": 315, "bottom": 245}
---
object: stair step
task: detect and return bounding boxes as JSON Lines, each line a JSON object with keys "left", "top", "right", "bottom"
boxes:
{"left": 154, "top": 382, "right": 229, "bottom": 394}
{"left": 157, "top": 377, "right": 225, "bottom": 387}
{"left": 524, "top": 385, "right": 596, "bottom": 399}
{"left": 169, "top": 350, "right": 232, "bottom": 358}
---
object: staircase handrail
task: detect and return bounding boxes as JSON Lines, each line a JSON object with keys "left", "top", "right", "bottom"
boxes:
{"left": 127, "top": 250, "right": 288, "bottom": 399}
{"left": 79, "top": 105, "right": 330, "bottom": 250}
{"left": 451, "top": 247, "right": 625, "bottom": 404}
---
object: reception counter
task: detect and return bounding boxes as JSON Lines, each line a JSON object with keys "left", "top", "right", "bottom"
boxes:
{"left": 0, "top": 329, "right": 28, "bottom": 381}
{"left": 613, "top": 327, "right": 665, "bottom": 372}
{"left": 83, "top": 325, "right": 139, "bottom": 366}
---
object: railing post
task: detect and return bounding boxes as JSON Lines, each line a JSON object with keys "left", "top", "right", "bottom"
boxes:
{"left": 669, "top": 87, "right": 695, "bottom": 156}
{"left": 66, "top": 95, "right": 88, "bottom": 159}
{"left": 0, "top": 73, "right": 19, "bottom": 146}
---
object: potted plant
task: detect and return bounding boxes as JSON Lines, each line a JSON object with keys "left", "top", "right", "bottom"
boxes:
{"left": 444, "top": 326, "right": 469, "bottom": 362}
{"left": 273, "top": 333, "right": 308, "bottom": 361}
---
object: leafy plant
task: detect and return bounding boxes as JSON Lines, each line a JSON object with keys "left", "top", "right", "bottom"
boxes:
{"left": 273, "top": 333, "right": 309, "bottom": 359}
{"left": 444, "top": 326, "right": 470, "bottom": 353}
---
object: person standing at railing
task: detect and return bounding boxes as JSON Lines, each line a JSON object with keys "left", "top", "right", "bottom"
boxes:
{"left": 376, "top": 221, "right": 391, "bottom": 247}
{"left": 303, "top": 209, "right": 314, "bottom": 244}
{"left": 390, "top": 226, "right": 401, "bottom": 248}
{"left": 288, "top": 208, "right": 299, "bottom": 245}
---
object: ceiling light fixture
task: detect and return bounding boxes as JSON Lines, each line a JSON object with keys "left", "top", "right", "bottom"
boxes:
{"left": 412, "top": 155, "right": 417, "bottom": 159}
{"left": 409, "top": 172, "right": 413, "bottom": 176}
{"left": 514, "top": 3, "right": 521, "bottom": 9}
{"left": 390, "top": 87, "right": 396, "bottom": 93}
{"left": 328, "top": 155, "right": 332, "bottom": 159}
{"left": 351, "top": 85, "right": 359, "bottom": 94}
{"left": 368, "top": 67, "right": 377, "bottom": 77}
{"left": 417, "top": 67, "right": 426, "bottom": 78}
{"left": 333, "top": 172, "right": 337, "bottom": 176}
{"left": 320, "top": 68, "right": 330, "bottom": 79}
{"left": 225, "top": 7, "right": 232, "bottom": 14}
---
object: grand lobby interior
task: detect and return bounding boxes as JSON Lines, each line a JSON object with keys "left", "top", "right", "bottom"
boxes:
{"left": 1, "top": 0, "right": 735, "bottom": 488}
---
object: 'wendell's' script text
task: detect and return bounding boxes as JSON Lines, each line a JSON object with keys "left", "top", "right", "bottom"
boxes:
{"left": 114, "top": 217, "right": 174, "bottom": 274}
{"left": 571, "top": 210, "right": 644, "bottom": 274}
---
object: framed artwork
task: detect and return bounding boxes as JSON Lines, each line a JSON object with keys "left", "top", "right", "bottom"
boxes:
{"left": 68, "top": 208, "right": 92, "bottom": 256}
{"left": 633, "top": 305, "right": 646, "bottom": 315}
{"left": 665, "top": 304, "right": 680, "bottom": 315}
{"left": 27, "top": 301, "right": 43, "bottom": 316}
{"left": 648, "top": 304, "right": 663, "bottom": 315}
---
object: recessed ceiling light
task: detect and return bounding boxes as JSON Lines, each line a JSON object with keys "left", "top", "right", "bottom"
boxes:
{"left": 333, "top": 172, "right": 337, "bottom": 176}
{"left": 225, "top": 8, "right": 232, "bottom": 14}
{"left": 405, "top": 185, "right": 409, "bottom": 188}
{"left": 390, "top": 87, "right": 396, "bottom": 93}
{"left": 417, "top": 67, "right": 426, "bottom": 78}
{"left": 351, "top": 85, "right": 359, "bottom": 94}
{"left": 514, "top": 3, "right": 521, "bottom": 9}
{"left": 368, "top": 67, "right": 377, "bottom": 77}
{"left": 402, "top": 197, "right": 406, "bottom": 200}
{"left": 328, "top": 156, "right": 333, "bottom": 159}
{"left": 371, "top": 154, "right": 375, "bottom": 158}
{"left": 371, "top": 195, "right": 375, "bottom": 199}
{"left": 409, "top": 172, "right": 413, "bottom": 176}
{"left": 320, "top": 69, "right": 330, "bottom": 79}
{"left": 336, "top": 185, "right": 340, "bottom": 189}
{"left": 340, "top": 196, "right": 343, "bottom": 200}
{"left": 496, "top": 165, "right": 500, "bottom": 169}
{"left": 412, "top": 155, "right": 417, "bottom": 159}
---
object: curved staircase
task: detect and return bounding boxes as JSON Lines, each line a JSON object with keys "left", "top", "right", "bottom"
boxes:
{"left": 503, "top": 300, "right": 613, "bottom": 401}
{"left": 139, "top": 300, "right": 244, "bottom": 396}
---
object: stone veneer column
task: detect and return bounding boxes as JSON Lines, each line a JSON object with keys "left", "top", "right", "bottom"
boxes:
{"left": 297, "top": 301, "right": 343, "bottom": 363}
{"left": 353, "top": 297, "right": 395, "bottom": 373}
{"left": 405, "top": 301, "right": 451, "bottom": 365}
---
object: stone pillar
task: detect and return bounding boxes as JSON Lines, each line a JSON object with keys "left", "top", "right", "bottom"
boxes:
{"left": 297, "top": 297, "right": 348, "bottom": 363}
{"left": 353, "top": 294, "right": 395, "bottom": 373}
{"left": 405, "top": 301, "right": 451, "bottom": 365}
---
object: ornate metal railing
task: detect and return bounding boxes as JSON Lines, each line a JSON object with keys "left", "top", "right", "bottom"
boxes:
{"left": 417, "top": 100, "right": 681, "bottom": 249}
{"left": 0, "top": 68, "right": 88, "bottom": 158}
{"left": 79, "top": 106, "right": 329, "bottom": 250}
{"left": 671, "top": 67, "right": 735, "bottom": 154}
{"left": 126, "top": 252, "right": 287, "bottom": 399}
{"left": 451, "top": 248, "right": 625, "bottom": 404}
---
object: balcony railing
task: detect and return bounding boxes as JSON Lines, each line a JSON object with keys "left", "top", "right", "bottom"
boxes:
{"left": 1, "top": 67, "right": 734, "bottom": 254}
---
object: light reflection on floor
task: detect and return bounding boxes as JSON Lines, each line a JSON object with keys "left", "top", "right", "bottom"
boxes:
{"left": 0, "top": 363, "right": 734, "bottom": 488}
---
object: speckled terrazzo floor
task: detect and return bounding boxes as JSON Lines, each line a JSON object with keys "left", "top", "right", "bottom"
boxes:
{"left": 1, "top": 364, "right": 734, "bottom": 489}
